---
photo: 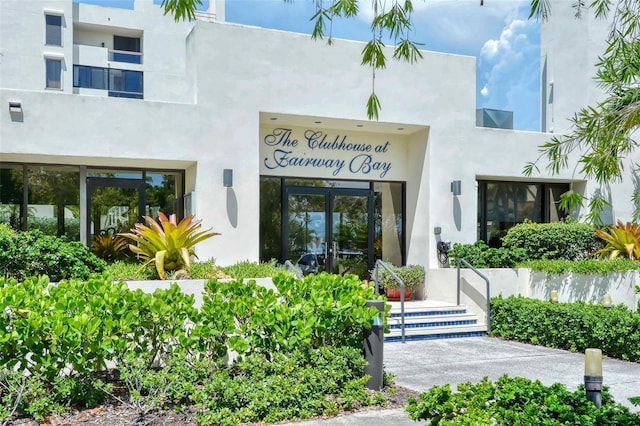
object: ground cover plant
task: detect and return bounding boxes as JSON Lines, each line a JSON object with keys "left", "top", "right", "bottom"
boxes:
{"left": 0, "top": 272, "right": 387, "bottom": 424}
{"left": 406, "top": 375, "right": 640, "bottom": 425}
{"left": 490, "top": 295, "right": 640, "bottom": 362}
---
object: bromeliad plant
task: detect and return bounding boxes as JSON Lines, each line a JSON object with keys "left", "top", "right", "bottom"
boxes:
{"left": 121, "top": 212, "right": 219, "bottom": 279}
{"left": 592, "top": 220, "right": 640, "bottom": 260}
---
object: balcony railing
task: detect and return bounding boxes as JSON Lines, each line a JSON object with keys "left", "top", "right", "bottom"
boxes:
{"left": 109, "top": 49, "right": 143, "bottom": 65}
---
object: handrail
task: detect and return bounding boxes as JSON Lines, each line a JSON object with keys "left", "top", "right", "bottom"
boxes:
{"left": 457, "top": 258, "right": 492, "bottom": 333}
{"left": 374, "top": 260, "right": 406, "bottom": 343}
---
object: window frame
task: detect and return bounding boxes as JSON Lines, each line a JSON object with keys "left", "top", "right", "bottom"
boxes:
{"left": 45, "top": 57, "right": 63, "bottom": 90}
{"left": 477, "top": 180, "right": 570, "bottom": 246}
{"left": 45, "top": 13, "right": 63, "bottom": 47}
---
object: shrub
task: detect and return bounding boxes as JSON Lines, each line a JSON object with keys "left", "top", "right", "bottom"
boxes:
{"left": 5, "top": 229, "right": 105, "bottom": 281}
{"left": 90, "top": 233, "right": 131, "bottom": 261}
{"left": 220, "top": 259, "right": 290, "bottom": 279}
{"left": 448, "top": 241, "right": 527, "bottom": 268}
{"left": 0, "top": 272, "right": 384, "bottom": 423}
{"left": 372, "top": 264, "right": 425, "bottom": 290}
{"left": 406, "top": 375, "right": 638, "bottom": 425}
{"left": 490, "top": 295, "right": 640, "bottom": 362}
{"left": 520, "top": 257, "right": 640, "bottom": 275}
{"left": 502, "top": 219, "right": 603, "bottom": 261}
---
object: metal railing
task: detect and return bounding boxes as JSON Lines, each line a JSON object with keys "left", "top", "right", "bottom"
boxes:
{"left": 456, "top": 258, "right": 492, "bottom": 333}
{"left": 374, "top": 260, "right": 406, "bottom": 343}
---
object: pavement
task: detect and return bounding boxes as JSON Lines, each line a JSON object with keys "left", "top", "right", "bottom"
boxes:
{"left": 291, "top": 336, "right": 640, "bottom": 425}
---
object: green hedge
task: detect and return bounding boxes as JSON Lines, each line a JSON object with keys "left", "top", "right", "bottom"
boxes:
{"left": 0, "top": 272, "right": 384, "bottom": 422}
{"left": 502, "top": 220, "right": 603, "bottom": 261}
{"left": 490, "top": 295, "right": 640, "bottom": 362}
{"left": 0, "top": 224, "right": 105, "bottom": 281}
{"left": 448, "top": 241, "right": 527, "bottom": 268}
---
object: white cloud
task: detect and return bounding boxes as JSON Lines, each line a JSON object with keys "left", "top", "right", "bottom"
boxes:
{"left": 477, "top": 12, "right": 540, "bottom": 130}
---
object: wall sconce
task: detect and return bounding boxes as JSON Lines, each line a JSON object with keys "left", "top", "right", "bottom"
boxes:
{"left": 451, "top": 180, "right": 461, "bottom": 196}
{"left": 584, "top": 348, "right": 603, "bottom": 408}
{"left": 550, "top": 290, "right": 559, "bottom": 303}
{"left": 602, "top": 294, "right": 612, "bottom": 310}
{"left": 9, "top": 101, "right": 22, "bottom": 113}
{"left": 223, "top": 169, "right": 233, "bottom": 187}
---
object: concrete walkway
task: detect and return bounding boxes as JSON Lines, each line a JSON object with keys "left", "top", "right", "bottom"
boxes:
{"left": 292, "top": 337, "right": 640, "bottom": 425}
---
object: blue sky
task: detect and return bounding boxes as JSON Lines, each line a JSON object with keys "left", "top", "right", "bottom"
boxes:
{"left": 76, "top": 0, "right": 540, "bottom": 131}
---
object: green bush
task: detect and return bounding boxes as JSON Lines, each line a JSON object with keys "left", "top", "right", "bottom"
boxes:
{"left": 372, "top": 264, "right": 425, "bottom": 290}
{"left": 192, "top": 346, "right": 377, "bottom": 425}
{"left": 406, "top": 375, "right": 639, "bottom": 425}
{"left": 502, "top": 219, "right": 603, "bottom": 261}
{"left": 448, "top": 241, "right": 527, "bottom": 268}
{"left": 0, "top": 272, "right": 384, "bottom": 422}
{"left": 490, "top": 295, "right": 640, "bottom": 362}
{"left": 520, "top": 257, "right": 640, "bottom": 275}
{"left": 220, "top": 259, "right": 290, "bottom": 279}
{"left": 2, "top": 229, "right": 106, "bottom": 281}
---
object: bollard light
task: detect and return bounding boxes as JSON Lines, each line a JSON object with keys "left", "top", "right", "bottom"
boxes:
{"left": 584, "top": 348, "right": 603, "bottom": 408}
{"left": 550, "top": 290, "right": 559, "bottom": 303}
{"left": 602, "top": 294, "right": 612, "bottom": 310}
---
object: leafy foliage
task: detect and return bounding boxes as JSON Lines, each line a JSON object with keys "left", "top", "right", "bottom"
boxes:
{"left": 120, "top": 212, "right": 219, "bottom": 279}
{"left": 0, "top": 272, "right": 384, "bottom": 422}
{"left": 219, "top": 259, "right": 290, "bottom": 279}
{"left": 448, "top": 241, "right": 527, "bottom": 268}
{"left": 502, "top": 219, "right": 603, "bottom": 261}
{"left": 406, "top": 375, "right": 639, "bottom": 425}
{"left": 372, "top": 264, "right": 425, "bottom": 290}
{"left": 491, "top": 295, "right": 640, "bottom": 362}
{"left": 90, "top": 233, "right": 131, "bottom": 261}
{"left": 0, "top": 228, "right": 105, "bottom": 281}
{"left": 593, "top": 220, "right": 640, "bottom": 260}
{"left": 520, "top": 257, "right": 640, "bottom": 275}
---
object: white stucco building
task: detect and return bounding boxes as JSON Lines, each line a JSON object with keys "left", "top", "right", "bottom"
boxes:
{"left": 0, "top": 0, "right": 631, "bottom": 280}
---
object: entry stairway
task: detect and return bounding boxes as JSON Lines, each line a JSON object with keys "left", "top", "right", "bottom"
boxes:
{"left": 385, "top": 300, "right": 487, "bottom": 342}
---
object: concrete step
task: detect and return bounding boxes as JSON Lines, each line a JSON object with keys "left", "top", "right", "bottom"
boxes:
{"left": 384, "top": 300, "right": 487, "bottom": 342}
{"left": 385, "top": 324, "right": 488, "bottom": 342}
{"left": 388, "top": 312, "right": 479, "bottom": 329}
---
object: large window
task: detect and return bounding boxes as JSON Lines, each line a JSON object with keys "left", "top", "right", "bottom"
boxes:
{"left": 73, "top": 65, "right": 143, "bottom": 99}
{"left": 112, "top": 35, "right": 142, "bottom": 64}
{"left": 477, "top": 180, "right": 570, "bottom": 247}
{"left": 27, "top": 166, "right": 80, "bottom": 241}
{"left": 45, "top": 14, "right": 62, "bottom": 46}
{"left": 1, "top": 164, "right": 184, "bottom": 244}
{"left": 46, "top": 58, "right": 62, "bottom": 89}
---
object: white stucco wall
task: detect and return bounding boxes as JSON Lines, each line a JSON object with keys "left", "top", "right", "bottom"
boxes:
{"left": 1, "top": 0, "right": 640, "bottom": 268}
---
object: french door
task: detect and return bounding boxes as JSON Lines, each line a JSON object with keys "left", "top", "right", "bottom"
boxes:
{"left": 284, "top": 186, "right": 374, "bottom": 278}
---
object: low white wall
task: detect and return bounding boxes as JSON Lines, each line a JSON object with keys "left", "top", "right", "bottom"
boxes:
{"left": 427, "top": 268, "right": 640, "bottom": 324}
{"left": 126, "top": 277, "right": 275, "bottom": 308}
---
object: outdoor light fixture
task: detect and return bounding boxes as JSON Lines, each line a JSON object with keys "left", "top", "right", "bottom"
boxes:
{"left": 9, "top": 101, "right": 22, "bottom": 113}
{"left": 223, "top": 169, "right": 233, "bottom": 187}
{"left": 602, "top": 294, "right": 612, "bottom": 310}
{"left": 550, "top": 290, "right": 559, "bottom": 303}
{"left": 451, "top": 180, "right": 461, "bottom": 196}
{"left": 584, "top": 348, "right": 603, "bottom": 408}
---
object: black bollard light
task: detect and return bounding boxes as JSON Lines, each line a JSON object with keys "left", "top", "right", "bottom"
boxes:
{"left": 584, "top": 348, "right": 603, "bottom": 408}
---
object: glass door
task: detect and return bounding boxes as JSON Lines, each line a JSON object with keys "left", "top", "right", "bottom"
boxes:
{"left": 331, "top": 193, "right": 371, "bottom": 279}
{"left": 284, "top": 187, "right": 373, "bottom": 278}
{"left": 86, "top": 177, "right": 145, "bottom": 244}
{"left": 285, "top": 191, "right": 328, "bottom": 275}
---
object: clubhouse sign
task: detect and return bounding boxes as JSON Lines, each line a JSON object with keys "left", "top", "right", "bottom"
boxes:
{"left": 261, "top": 127, "right": 397, "bottom": 179}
